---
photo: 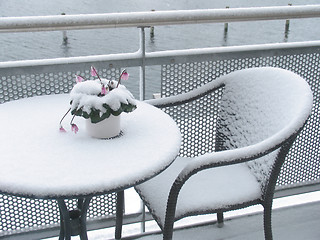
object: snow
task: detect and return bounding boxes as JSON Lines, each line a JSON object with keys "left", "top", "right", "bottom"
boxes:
{"left": 0, "top": 67, "right": 314, "bottom": 239}
{"left": 70, "top": 79, "right": 136, "bottom": 114}
{"left": 177, "top": 67, "right": 313, "bottom": 181}
{"left": 136, "top": 67, "right": 313, "bottom": 230}
{"left": 136, "top": 157, "right": 261, "bottom": 227}
{"left": 215, "top": 67, "right": 312, "bottom": 189}
{"left": 0, "top": 94, "right": 181, "bottom": 198}
{"left": 146, "top": 67, "right": 313, "bottom": 199}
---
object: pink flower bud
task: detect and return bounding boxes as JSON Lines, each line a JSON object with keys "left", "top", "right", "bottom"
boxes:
{"left": 75, "top": 75, "right": 84, "bottom": 83}
{"left": 101, "top": 86, "right": 107, "bottom": 95}
{"left": 71, "top": 124, "right": 79, "bottom": 134}
{"left": 121, "top": 71, "right": 129, "bottom": 81}
{"left": 91, "top": 66, "right": 98, "bottom": 77}
{"left": 59, "top": 126, "right": 67, "bottom": 132}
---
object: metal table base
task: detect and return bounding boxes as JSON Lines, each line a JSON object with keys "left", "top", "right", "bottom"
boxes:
{"left": 57, "top": 191, "right": 124, "bottom": 240}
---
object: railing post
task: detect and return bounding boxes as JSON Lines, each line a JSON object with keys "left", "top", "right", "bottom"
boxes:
{"left": 138, "top": 26, "right": 147, "bottom": 233}
{"left": 61, "top": 13, "right": 68, "bottom": 44}
{"left": 138, "top": 27, "right": 146, "bottom": 101}
{"left": 141, "top": 202, "right": 146, "bottom": 233}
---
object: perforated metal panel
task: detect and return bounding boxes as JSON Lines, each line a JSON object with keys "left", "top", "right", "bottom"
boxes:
{"left": 0, "top": 67, "right": 120, "bottom": 103}
{"left": 0, "top": 66, "right": 120, "bottom": 236}
{"left": 161, "top": 63, "right": 224, "bottom": 157}
{"left": 0, "top": 195, "right": 117, "bottom": 235}
{"left": 161, "top": 51, "right": 320, "bottom": 187}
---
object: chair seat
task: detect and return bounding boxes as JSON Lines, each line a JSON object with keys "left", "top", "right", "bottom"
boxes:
{"left": 135, "top": 156, "right": 262, "bottom": 227}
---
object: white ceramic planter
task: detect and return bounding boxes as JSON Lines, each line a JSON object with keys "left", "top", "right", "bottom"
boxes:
{"left": 86, "top": 114, "right": 121, "bottom": 139}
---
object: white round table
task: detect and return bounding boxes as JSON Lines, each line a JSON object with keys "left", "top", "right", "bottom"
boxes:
{"left": 0, "top": 94, "right": 181, "bottom": 239}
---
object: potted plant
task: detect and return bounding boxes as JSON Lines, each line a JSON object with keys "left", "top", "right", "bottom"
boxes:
{"left": 60, "top": 66, "right": 136, "bottom": 138}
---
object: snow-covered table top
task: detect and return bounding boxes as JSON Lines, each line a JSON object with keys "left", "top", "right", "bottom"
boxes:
{"left": 0, "top": 94, "right": 181, "bottom": 199}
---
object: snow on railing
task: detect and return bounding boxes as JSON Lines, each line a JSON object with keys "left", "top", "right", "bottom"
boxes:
{"left": 0, "top": 5, "right": 320, "bottom": 33}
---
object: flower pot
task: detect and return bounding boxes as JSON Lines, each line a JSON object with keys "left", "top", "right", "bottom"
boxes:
{"left": 85, "top": 114, "right": 121, "bottom": 139}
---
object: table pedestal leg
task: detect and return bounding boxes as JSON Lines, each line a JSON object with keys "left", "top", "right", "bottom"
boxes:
{"left": 58, "top": 197, "right": 92, "bottom": 240}
{"left": 115, "top": 190, "right": 124, "bottom": 240}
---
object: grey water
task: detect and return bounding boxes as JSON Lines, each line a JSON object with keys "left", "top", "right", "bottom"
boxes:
{"left": 1, "top": 0, "right": 320, "bottom": 98}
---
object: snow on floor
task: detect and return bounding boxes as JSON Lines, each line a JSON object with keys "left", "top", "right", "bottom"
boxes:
{"left": 131, "top": 200, "right": 320, "bottom": 240}
{"left": 44, "top": 190, "right": 320, "bottom": 240}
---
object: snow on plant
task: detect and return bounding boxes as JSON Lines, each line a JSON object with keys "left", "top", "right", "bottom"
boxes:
{"left": 60, "top": 66, "right": 136, "bottom": 133}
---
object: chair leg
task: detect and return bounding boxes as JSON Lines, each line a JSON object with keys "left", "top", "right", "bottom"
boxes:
{"left": 162, "top": 209, "right": 175, "bottom": 240}
{"left": 217, "top": 212, "right": 224, "bottom": 228}
{"left": 163, "top": 222, "right": 174, "bottom": 240}
{"left": 263, "top": 204, "right": 273, "bottom": 240}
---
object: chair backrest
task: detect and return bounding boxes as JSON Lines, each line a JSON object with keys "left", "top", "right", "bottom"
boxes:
{"left": 215, "top": 67, "right": 313, "bottom": 191}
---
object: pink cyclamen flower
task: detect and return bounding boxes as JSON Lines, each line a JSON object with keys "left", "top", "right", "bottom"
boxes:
{"left": 71, "top": 124, "right": 79, "bottom": 134}
{"left": 75, "top": 75, "right": 84, "bottom": 83}
{"left": 91, "top": 66, "right": 98, "bottom": 77}
{"left": 59, "top": 126, "right": 67, "bottom": 132}
{"left": 101, "top": 86, "right": 107, "bottom": 95}
{"left": 121, "top": 71, "right": 129, "bottom": 81}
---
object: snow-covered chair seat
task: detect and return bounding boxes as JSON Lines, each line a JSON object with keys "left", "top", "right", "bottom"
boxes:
{"left": 135, "top": 67, "right": 313, "bottom": 240}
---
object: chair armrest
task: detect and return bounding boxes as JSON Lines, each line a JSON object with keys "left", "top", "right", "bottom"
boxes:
{"left": 177, "top": 132, "right": 298, "bottom": 184}
{"left": 145, "top": 78, "right": 225, "bottom": 108}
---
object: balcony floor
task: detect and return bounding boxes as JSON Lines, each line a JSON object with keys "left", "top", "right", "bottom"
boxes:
{"left": 44, "top": 192, "right": 320, "bottom": 240}
{"left": 123, "top": 200, "right": 320, "bottom": 240}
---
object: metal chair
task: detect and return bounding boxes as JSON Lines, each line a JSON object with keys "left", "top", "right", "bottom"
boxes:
{"left": 135, "top": 67, "right": 313, "bottom": 240}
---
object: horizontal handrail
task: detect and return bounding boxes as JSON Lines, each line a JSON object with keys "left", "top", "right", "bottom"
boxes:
{"left": 0, "top": 5, "right": 320, "bottom": 33}
{"left": 1, "top": 40, "right": 320, "bottom": 71}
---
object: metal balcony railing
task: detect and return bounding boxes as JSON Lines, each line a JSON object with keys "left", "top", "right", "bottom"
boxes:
{"left": 0, "top": 5, "right": 320, "bottom": 239}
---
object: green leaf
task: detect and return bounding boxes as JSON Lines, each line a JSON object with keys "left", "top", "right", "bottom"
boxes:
{"left": 89, "top": 109, "right": 101, "bottom": 123}
{"left": 72, "top": 101, "right": 137, "bottom": 123}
